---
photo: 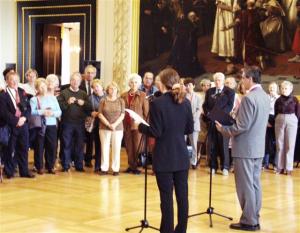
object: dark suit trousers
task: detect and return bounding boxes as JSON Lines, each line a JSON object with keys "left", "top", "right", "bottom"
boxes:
{"left": 86, "top": 126, "right": 101, "bottom": 170}
{"left": 4, "top": 124, "right": 30, "bottom": 177}
{"left": 34, "top": 125, "right": 57, "bottom": 171}
{"left": 61, "top": 122, "right": 85, "bottom": 170}
{"left": 207, "top": 123, "right": 230, "bottom": 170}
{"left": 155, "top": 170, "right": 189, "bottom": 233}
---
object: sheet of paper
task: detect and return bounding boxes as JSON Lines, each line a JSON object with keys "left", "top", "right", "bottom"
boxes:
{"left": 125, "top": 109, "right": 149, "bottom": 126}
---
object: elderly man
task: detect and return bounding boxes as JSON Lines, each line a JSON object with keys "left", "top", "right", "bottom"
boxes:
{"left": 58, "top": 72, "right": 92, "bottom": 172}
{"left": 80, "top": 64, "right": 97, "bottom": 167}
{"left": 202, "top": 72, "right": 235, "bottom": 175}
{"left": 139, "top": 71, "right": 158, "bottom": 97}
{"left": 0, "top": 71, "right": 34, "bottom": 178}
{"left": 216, "top": 66, "right": 270, "bottom": 231}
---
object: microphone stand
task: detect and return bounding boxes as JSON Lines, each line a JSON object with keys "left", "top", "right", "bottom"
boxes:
{"left": 188, "top": 125, "right": 233, "bottom": 227}
{"left": 125, "top": 96, "right": 159, "bottom": 233}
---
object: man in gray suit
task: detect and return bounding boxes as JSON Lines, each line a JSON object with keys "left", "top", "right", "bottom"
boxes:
{"left": 216, "top": 66, "right": 270, "bottom": 231}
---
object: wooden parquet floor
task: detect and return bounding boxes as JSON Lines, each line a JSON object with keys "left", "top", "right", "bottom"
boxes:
{"left": 0, "top": 149, "right": 299, "bottom": 233}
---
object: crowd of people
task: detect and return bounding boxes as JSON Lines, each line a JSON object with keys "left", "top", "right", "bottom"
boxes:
{"left": 0, "top": 64, "right": 299, "bottom": 182}
{"left": 0, "top": 65, "right": 299, "bottom": 233}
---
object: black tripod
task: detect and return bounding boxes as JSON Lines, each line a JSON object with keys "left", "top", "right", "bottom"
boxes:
{"left": 188, "top": 144, "right": 233, "bottom": 227}
{"left": 125, "top": 134, "right": 159, "bottom": 233}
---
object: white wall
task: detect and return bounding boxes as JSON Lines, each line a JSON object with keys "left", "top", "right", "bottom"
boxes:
{"left": 0, "top": 0, "right": 17, "bottom": 84}
{"left": 96, "top": 0, "right": 115, "bottom": 87}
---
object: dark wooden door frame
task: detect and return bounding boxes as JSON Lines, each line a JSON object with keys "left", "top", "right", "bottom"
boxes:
{"left": 17, "top": 0, "right": 96, "bottom": 82}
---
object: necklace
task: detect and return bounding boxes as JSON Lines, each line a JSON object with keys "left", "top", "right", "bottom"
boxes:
{"left": 129, "top": 92, "right": 135, "bottom": 97}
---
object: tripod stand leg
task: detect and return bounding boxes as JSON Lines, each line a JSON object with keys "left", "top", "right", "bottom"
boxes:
{"left": 209, "top": 213, "right": 213, "bottom": 227}
{"left": 213, "top": 211, "right": 233, "bottom": 220}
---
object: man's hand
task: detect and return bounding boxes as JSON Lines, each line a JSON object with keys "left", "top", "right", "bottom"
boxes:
{"left": 77, "top": 99, "right": 84, "bottom": 106}
{"left": 68, "top": 97, "right": 76, "bottom": 104}
{"left": 17, "top": 116, "right": 26, "bottom": 127}
{"left": 215, "top": 120, "right": 223, "bottom": 132}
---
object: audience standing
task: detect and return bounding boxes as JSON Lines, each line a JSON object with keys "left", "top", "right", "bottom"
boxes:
{"left": 57, "top": 72, "right": 91, "bottom": 172}
{"left": 98, "top": 82, "right": 125, "bottom": 175}
{"left": 274, "top": 81, "right": 300, "bottom": 175}
{"left": 122, "top": 74, "right": 149, "bottom": 175}
{"left": 30, "top": 78, "right": 61, "bottom": 174}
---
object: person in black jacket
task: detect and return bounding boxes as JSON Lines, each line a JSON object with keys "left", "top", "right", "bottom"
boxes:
{"left": 202, "top": 72, "right": 235, "bottom": 175}
{"left": 138, "top": 68, "right": 193, "bottom": 233}
{"left": 0, "top": 71, "right": 34, "bottom": 178}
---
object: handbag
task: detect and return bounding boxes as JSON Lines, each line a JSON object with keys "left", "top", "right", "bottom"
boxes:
{"left": 85, "top": 116, "right": 95, "bottom": 133}
{"left": 28, "top": 97, "right": 47, "bottom": 136}
{"left": 0, "top": 125, "right": 11, "bottom": 146}
{"left": 85, "top": 95, "right": 96, "bottom": 133}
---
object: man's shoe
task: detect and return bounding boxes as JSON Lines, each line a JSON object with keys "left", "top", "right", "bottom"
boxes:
{"left": 132, "top": 169, "right": 141, "bottom": 175}
{"left": 230, "top": 223, "right": 260, "bottom": 231}
{"left": 62, "top": 168, "right": 70, "bottom": 172}
{"left": 99, "top": 171, "right": 108, "bottom": 175}
{"left": 124, "top": 167, "right": 133, "bottom": 173}
{"left": 75, "top": 168, "right": 85, "bottom": 172}
{"left": 222, "top": 169, "right": 229, "bottom": 176}
{"left": 84, "top": 162, "right": 93, "bottom": 168}
{"left": 21, "top": 173, "right": 35, "bottom": 178}
{"left": 48, "top": 169, "right": 56, "bottom": 174}
{"left": 37, "top": 169, "right": 44, "bottom": 175}
{"left": 191, "top": 165, "right": 197, "bottom": 170}
{"left": 113, "top": 172, "right": 119, "bottom": 176}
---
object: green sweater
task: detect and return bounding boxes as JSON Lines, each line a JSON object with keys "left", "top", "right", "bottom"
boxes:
{"left": 57, "top": 88, "right": 92, "bottom": 124}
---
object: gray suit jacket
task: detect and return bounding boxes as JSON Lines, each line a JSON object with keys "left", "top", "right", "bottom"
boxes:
{"left": 190, "top": 93, "right": 201, "bottom": 132}
{"left": 220, "top": 86, "right": 270, "bottom": 159}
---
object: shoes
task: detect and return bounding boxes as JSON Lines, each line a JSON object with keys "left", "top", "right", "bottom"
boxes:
{"left": 113, "top": 172, "right": 119, "bottom": 176}
{"left": 99, "top": 171, "right": 108, "bottom": 175}
{"left": 62, "top": 168, "right": 70, "bottom": 172}
{"left": 209, "top": 168, "right": 215, "bottom": 175}
{"left": 84, "top": 162, "right": 93, "bottom": 168}
{"left": 132, "top": 169, "right": 141, "bottom": 175}
{"left": 37, "top": 169, "right": 44, "bottom": 175}
{"left": 21, "top": 173, "right": 35, "bottom": 178}
{"left": 222, "top": 169, "right": 229, "bottom": 176}
{"left": 230, "top": 222, "right": 260, "bottom": 231}
{"left": 286, "top": 170, "right": 292, "bottom": 175}
{"left": 191, "top": 165, "right": 197, "bottom": 170}
{"left": 75, "top": 168, "right": 85, "bottom": 172}
{"left": 48, "top": 169, "right": 56, "bottom": 174}
{"left": 124, "top": 167, "right": 133, "bottom": 173}
{"left": 288, "top": 55, "right": 300, "bottom": 63}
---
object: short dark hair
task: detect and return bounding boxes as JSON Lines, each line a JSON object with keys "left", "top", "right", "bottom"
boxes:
{"left": 3, "top": 67, "right": 14, "bottom": 79}
{"left": 183, "top": 77, "right": 195, "bottom": 86}
{"left": 242, "top": 66, "right": 261, "bottom": 84}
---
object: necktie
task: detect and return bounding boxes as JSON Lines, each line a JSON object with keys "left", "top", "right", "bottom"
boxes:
{"left": 217, "top": 89, "right": 221, "bottom": 94}
{"left": 15, "top": 89, "right": 21, "bottom": 117}
{"left": 87, "top": 81, "right": 91, "bottom": 95}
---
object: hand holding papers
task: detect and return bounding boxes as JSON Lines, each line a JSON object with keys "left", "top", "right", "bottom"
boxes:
{"left": 207, "top": 106, "right": 235, "bottom": 126}
{"left": 125, "top": 109, "right": 149, "bottom": 126}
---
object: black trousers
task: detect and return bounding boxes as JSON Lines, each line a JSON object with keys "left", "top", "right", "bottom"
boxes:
{"left": 85, "top": 125, "right": 101, "bottom": 170}
{"left": 34, "top": 125, "right": 57, "bottom": 171}
{"left": 4, "top": 124, "right": 30, "bottom": 177}
{"left": 207, "top": 123, "right": 230, "bottom": 170}
{"left": 155, "top": 170, "right": 189, "bottom": 233}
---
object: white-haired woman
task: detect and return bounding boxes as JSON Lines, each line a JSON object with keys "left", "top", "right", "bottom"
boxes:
{"left": 46, "top": 74, "right": 60, "bottom": 96}
{"left": 30, "top": 78, "right": 62, "bottom": 174}
{"left": 274, "top": 81, "right": 300, "bottom": 175}
{"left": 121, "top": 73, "right": 149, "bottom": 174}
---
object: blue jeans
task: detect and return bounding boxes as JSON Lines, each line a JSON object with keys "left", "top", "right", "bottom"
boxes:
{"left": 61, "top": 122, "right": 85, "bottom": 170}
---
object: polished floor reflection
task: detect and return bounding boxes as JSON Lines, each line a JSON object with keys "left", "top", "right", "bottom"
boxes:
{"left": 0, "top": 150, "right": 299, "bottom": 233}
